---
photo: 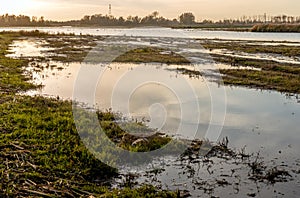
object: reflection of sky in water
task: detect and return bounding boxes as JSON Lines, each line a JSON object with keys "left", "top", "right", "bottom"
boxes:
{"left": 6, "top": 38, "right": 50, "bottom": 58}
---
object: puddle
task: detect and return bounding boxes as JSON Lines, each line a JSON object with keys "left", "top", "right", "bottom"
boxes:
{"left": 6, "top": 38, "right": 52, "bottom": 58}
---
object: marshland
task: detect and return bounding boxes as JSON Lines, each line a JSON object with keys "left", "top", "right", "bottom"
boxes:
{"left": 0, "top": 26, "right": 300, "bottom": 198}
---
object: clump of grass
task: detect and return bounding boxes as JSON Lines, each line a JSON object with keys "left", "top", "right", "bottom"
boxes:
{"left": 40, "top": 35, "right": 99, "bottom": 63}
{"left": 248, "top": 154, "right": 292, "bottom": 183}
{"left": 206, "top": 53, "right": 300, "bottom": 94}
{"left": 220, "top": 68, "right": 300, "bottom": 94}
{"left": 202, "top": 40, "right": 300, "bottom": 57}
{"left": 96, "top": 110, "right": 172, "bottom": 152}
{"left": 114, "top": 47, "right": 191, "bottom": 64}
{"left": 108, "top": 185, "right": 178, "bottom": 197}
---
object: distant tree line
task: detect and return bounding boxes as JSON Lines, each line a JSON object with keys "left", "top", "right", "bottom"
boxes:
{"left": 0, "top": 12, "right": 299, "bottom": 27}
{"left": 206, "top": 14, "right": 300, "bottom": 25}
{"left": 0, "top": 14, "right": 47, "bottom": 26}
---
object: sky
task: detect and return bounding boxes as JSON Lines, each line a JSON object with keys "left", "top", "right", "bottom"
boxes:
{"left": 1, "top": 0, "right": 299, "bottom": 21}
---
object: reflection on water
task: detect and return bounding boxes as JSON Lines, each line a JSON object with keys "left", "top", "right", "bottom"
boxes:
{"left": 6, "top": 38, "right": 51, "bottom": 58}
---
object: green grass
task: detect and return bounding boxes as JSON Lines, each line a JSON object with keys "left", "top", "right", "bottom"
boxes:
{"left": 201, "top": 40, "right": 300, "bottom": 57}
{"left": 41, "top": 35, "right": 99, "bottom": 63}
{"left": 0, "top": 33, "right": 37, "bottom": 93}
{"left": 96, "top": 110, "right": 172, "bottom": 152}
{"left": 114, "top": 47, "right": 191, "bottom": 64}
{"left": 0, "top": 94, "right": 116, "bottom": 196}
{"left": 197, "top": 40, "right": 300, "bottom": 94}
{"left": 220, "top": 69, "right": 300, "bottom": 93}
{"left": 211, "top": 55, "right": 300, "bottom": 93}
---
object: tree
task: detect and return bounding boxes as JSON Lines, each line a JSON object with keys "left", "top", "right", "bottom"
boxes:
{"left": 179, "top": 12, "right": 196, "bottom": 25}
{"left": 151, "top": 11, "right": 159, "bottom": 18}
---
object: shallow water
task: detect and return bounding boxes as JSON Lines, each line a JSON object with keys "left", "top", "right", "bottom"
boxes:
{"left": 2, "top": 26, "right": 300, "bottom": 42}
{"left": 6, "top": 38, "right": 51, "bottom": 58}
{"left": 7, "top": 35, "right": 300, "bottom": 197}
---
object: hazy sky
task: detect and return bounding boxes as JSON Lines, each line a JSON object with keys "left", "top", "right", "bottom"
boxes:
{"left": 1, "top": 0, "right": 299, "bottom": 21}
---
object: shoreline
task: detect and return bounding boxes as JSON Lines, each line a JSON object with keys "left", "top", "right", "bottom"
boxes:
{"left": 1, "top": 25, "right": 300, "bottom": 33}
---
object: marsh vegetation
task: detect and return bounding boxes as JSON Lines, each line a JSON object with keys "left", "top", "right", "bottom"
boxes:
{"left": 251, "top": 24, "right": 300, "bottom": 33}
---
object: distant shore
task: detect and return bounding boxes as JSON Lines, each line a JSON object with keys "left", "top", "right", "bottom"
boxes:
{"left": 250, "top": 24, "right": 300, "bottom": 33}
{"left": 1, "top": 24, "right": 300, "bottom": 33}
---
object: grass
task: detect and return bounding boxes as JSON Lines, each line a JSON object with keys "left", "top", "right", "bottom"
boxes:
{"left": 210, "top": 55, "right": 300, "bottom": 93}
{"left": 220, "top": 69, "right": 300, "bottom": 93}
{"left": 114, "top": 47, "right": 191, "bottom": 64}
{"left": 0, "top": 94, "right": 116, "bottom": 196}
{"left": 192, "top": 38, "right": 300, "bottom": 94}
{"left": 97, "top": 110, "right": 172, "bottom": 152}
{"left": 0, "top": 31, "right": 179, "bottom": 197}
{"left": 201, "top": 40, "right": 300, "bottom": 57}
{"left": 41, "top": 35, "right": 100, "bottom": 63}
{"left": 0, "top": 33, "right": 37, "bottom": 93}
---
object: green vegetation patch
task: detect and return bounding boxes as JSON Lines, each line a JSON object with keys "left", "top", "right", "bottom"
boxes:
{"left": 0, "top": 94, "right": 117, "bottom": 196}
{"left": 201, "top": 40, "right": 300, "bottom": 57}
{"left": 212, "top": 55, "right": 300, "bottom": 93}
{"left": 198, "top": 40, "right": 300, "bottom": 94}
{"left": 114, "top": 47, "right": 191, "bottom": 64}
{"left": 0, "top": 33, "right": 37, "bottom": 93}
{"left": 41, "top": 35, "right": 100, "bottom": 63}
{"left": 221, "top": 69, "right": 300, "bottom": 93}
{"left": 97, "top": 111, "right": 172, "bottom": 152}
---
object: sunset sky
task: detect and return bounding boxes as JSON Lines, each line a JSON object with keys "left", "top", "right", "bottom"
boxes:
{"left": 1, "top": 0, "right": 299, "bottom": 21}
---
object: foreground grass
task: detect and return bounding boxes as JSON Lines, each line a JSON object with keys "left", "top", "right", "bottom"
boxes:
{"left": 0, "top": 95, "right": 115, "bottom": 196}
{"left": 0, "top": 32, "right": 177, "bottom": 197}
